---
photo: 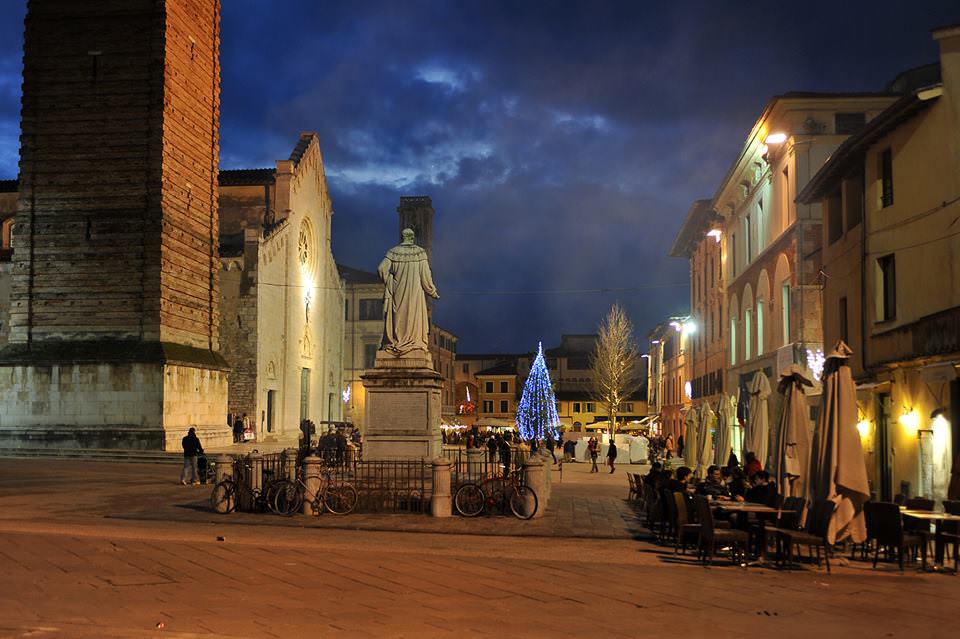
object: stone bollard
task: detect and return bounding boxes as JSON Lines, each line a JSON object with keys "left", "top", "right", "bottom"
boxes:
{"left": 431, "top": 457, "right": 453, "bottom": 518}
{"left": 214, "top": 454, "right": 234, "bottom": 484}
{"left": 538, "top": 449, "right": 553, "bottom": 506}
{"left": 283, "top": 448, "right": 299, "bottom": 481}
{"left": 302, "top": 455, "right": 322, "bottom": 515}
{"left": 244, "top": 452, "right": 263, "bottom": 512}
{"left": 466, "top": 447, "right": 483, "bottom": 479}
{"left": 522, "top": 456, "right": 546, "bottom": 519}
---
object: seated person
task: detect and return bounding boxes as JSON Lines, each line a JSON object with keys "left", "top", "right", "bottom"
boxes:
{"left": 666, "top": 466, "right": 693, "bottom": 494}
{"left": 643, "top": 461, "right": 662, "bottom": 487}
{"left": 727, "top": 466, "right": 748, "bottom": 499}
{"left": 744, "top": 471, "right": 778, "bottom": 507}
{"left": 744, "top": 452, "right": 762, "bottom": 479}
{"left": 697, "top": 465, "right": 743, "bottom": 501}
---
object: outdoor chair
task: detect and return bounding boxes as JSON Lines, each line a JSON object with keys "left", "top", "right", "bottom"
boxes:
{"left": 776, "top": 499, "right": 836, "bottom": 573}
{"left": 627, "top": 473, "right": 639, "bottom": 502}
{"left": 941, "top": 500, "right": 960, "bottom": 569}
{"left": 870, "top": 501, "right": 927, "bottom": 572}
{"left": 644, "top": 484, "right": 661, "bottom": 531}
{"left": 903, "top": 497, "right": 935, "bottom": 555}
{"left": 852, "top": 500, "right": 880, "bottom": 561}
{"left": 673, "top": 491, "right": 700, "bottom": 555}
{"left": 694, "top": 495, "right": 749, "bottom": 566}
{"left": 659, "top": 488, "right": 677, "bottom": 544}
{"left": 632, "top": 474, "right": 645, "bottom": 506}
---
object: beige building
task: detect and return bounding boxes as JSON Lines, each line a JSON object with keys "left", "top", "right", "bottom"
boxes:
{"left": 670, "top": 200, "right": 727, "bottom": 415}
{"left": 218, "top": 132, "right": 345, "bottom": 443}
{"left": 713, "top": 91, "right": 897, "bottom": 462}
{"left": 647, "top": 318, "right": 693, "bottom": 439}
{"left": 798, "top": 27, "right": 960, "bottom": 501}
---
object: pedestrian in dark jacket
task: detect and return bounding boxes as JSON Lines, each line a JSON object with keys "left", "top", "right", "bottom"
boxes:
{"left": 606, "top": 438, "right": 618, "bottom": 474}
{"left": 181, "top": 427, "right": 204, "bottom": 485}
{"left": 498, "top": 436, "right": 512, "bottom": 476}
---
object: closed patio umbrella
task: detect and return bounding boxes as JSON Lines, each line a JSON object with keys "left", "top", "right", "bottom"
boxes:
{"left": 745, "top": 370, "right": 771, "bottom": 469}
{"left": 683, "top": 405, "right": 699, "bottom": 469}
{"left": 697, "top": 402, "right": 717, "bottom": 478}
{"left": 774, "top": 364, "right": 813, "bottom": 498}
{"left": 715, "top": 394, "right": 735, "bottom": 467}
{"left": 808, "top": 341, "right": 870, "bottom": 544}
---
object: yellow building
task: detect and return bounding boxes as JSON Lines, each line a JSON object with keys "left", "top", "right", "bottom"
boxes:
{"left": 670, "top": 200, "right": 728, "bottom": 415}
{"left": 711, "top": 91, "right": 897, "bottom": 465}
{"left": 798, "top": 26, "right": 960, "bottom": 501}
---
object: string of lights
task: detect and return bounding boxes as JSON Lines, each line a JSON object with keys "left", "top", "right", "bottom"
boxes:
{"left": 515, "top": 342, "right": 561, "bottom": 442}
{"left": 252, "top": 281, "right": 689, "bottom": 294}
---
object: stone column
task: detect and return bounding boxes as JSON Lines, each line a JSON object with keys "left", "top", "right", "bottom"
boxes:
{"left": 241, "top": 452, "right": 263, "bottom": 512}
{"left": 539, "top": 449, "right": 553, "bottom": 506}
{"left": 431, "top": 457, "right": 452, "bottom": 518}
{"left": 466, "top": 447, "right": 483, "bottom": 479}
{"left": 523, "top": 456, "right": 545, "bottom": 519}
{"left": 214, "top": 454, "right": 234, "bottom": 484}
{"left": 283, "top": 448, "right": 299, "bottom": 481}
{"left": 302, "top": 455, "right": 322, "bottom": 515}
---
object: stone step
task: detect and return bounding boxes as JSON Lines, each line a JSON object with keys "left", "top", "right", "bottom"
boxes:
{"left": 0, "top": 447, "right": 184, "bottom": 464}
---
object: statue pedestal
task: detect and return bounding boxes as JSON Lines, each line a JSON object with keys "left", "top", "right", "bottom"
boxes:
{"left": 361, "top": 356, "right": 442, "bottom": 460}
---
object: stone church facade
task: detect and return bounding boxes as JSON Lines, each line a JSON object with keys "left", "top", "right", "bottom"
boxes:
{"left": 218, "top": 133, "right": 344, "bottom": 443}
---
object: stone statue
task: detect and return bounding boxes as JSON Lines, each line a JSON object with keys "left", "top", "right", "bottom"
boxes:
{"left": 378, "top": 228, "right": 439, "bottom": 356}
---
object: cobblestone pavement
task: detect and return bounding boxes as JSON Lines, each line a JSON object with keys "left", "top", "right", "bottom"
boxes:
{"left": 0, "top": 460, "right": 957, "bottom": 638}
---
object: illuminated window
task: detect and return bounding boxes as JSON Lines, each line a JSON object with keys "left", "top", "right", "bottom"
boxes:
{"left": 744, "top": 308, "right": 753, "bottom": 361}
{"left": 756, "top": 298, "right": 764, "bottom": 356}
{"left": 781, "top": 283, "right": 791, "bottom": 346}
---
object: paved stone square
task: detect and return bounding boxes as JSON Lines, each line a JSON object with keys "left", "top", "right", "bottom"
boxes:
{"left": 0, "top": 459, "right": 957, "bottom": 638}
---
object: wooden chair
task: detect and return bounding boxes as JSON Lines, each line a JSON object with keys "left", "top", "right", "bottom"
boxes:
{"left": 777, "top": 499, "right": 836, "bottom": 573}
{"left": 871, "top": 501, "right": 927, "bottom": 572}
{"left": 694, "top": 495, "right": 749, "bottom": 566}
{"left": 627, "top": 473, "right": 639, "bottom": 502}
{"left": 673, "top": 492, "right": 700, "bottom": 554}
{"left": 940, "top": 500, "right": 960, "bottom": 570}
{"left": 660, "top": 488, "right": 677, "bottom": 544}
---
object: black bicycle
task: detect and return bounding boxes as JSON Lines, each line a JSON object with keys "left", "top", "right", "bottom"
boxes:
{"left": 209, "top": 466, "right": 284, "bottom": 514}
{"left": 270, "top": 464, "right": 358, "bottom": 516}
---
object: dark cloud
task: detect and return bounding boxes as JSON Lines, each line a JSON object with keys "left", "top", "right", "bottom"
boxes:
{"left": 0, "top": 1, "right": 957, "bottom": 352}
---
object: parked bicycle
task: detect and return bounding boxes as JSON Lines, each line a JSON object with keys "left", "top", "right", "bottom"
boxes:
{"left": 271, "top": 463, "right": 359, "bottom": 516}
{"left": 454, "top": 468, "right": 538, "bottom": 519}
{"left": 209, "top": 466, "right": 284, "bottom": 514}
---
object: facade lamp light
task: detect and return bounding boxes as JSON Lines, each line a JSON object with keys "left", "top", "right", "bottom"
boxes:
{"left": 669, "top": 321, "right": 682, "bottom": 332}
{"left": 764, "top": 132, "right": 787, "bottom": 145}
{"left": 682, "top": 321, "right": 697, "bottom": 334}
{"left": 706, "top": 229, "right": 722, "bottom": 242}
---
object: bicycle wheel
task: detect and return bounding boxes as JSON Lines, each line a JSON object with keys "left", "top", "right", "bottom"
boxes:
{"left": 454, "top": 483, "right": 485, "bottom": 517}
{"left": 324, "top": 483, "right": 358, "bottom": 515}
{"left": 210, "top": 479, "right": 238, "bottom": 514}
{"left": 480, "top": 477, "right": 505, "bottom": 514}
{"left": 508, "top": 485, "right": 538, "bottom": 520}
{"left": 271, "top": 479, "right": 303, "bottom": 516}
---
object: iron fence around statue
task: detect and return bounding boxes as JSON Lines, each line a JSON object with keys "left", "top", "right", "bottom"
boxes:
{"left": 327, "top": 458, "right": 430, "bottom": 513}
{"left": 444, "top": 446, "right": 530, "bottom": 491}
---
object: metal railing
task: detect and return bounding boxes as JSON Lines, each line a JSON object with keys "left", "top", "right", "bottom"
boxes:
{"left": 328, "top": 458, "right": 430, "bottom": 513}
{"left": 444, "top": 446, "right": 530, "bottom": 490}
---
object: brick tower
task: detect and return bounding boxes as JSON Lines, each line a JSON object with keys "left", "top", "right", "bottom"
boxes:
{"left": 397, "top": 196, "right": 434, "bottom": 263}
{"left": 0, "top": 0, "right": 229, "bottom": 451}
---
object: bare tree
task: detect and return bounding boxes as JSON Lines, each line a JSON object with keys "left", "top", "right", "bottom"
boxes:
{"left": 590, "top": 304, "right": 642, "bottom": 440}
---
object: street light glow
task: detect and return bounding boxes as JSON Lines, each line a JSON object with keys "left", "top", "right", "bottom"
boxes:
{"left": 765, "top": 132, "right": 787, "bottom": 144}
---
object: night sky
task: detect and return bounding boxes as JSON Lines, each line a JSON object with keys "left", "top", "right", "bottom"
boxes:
{"left": 0, "top": 1, "right": 957, "bottom": 353}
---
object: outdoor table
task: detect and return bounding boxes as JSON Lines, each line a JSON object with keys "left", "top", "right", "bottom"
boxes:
{"left": 901, "top": 510, "right": 960, "bottom": 570}
{"left": 712, "top": 502, "right": 780, "bottom": 561}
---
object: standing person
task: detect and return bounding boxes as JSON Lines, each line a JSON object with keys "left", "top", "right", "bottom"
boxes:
{"left": 232, "top": 415, "right": 243, "bottom": 444}
{"left": 588, "top": 437, "right": 599, "bottom": 473}
{"left": 180, "top": 427, "right": 203, "bottom": 486}
{"left": 545, "top": 432, "right": 557, "bottom": 465}
{"left": 486, "top": 433, "right": 498, "bottom": 463}
{"left": 606, "top": 438, "right": 618, "bottom": 474}
{"left": 498, "top": 435, "right": 512, "bottom": 476}
{"left": 240, "top": 412, "right": 251, "bottom": 441}
{"left": 677, "top": 433, "right": 685, "bottom": 458}
{"left": 665, "top": 434, "right": 675, "bottom": 460}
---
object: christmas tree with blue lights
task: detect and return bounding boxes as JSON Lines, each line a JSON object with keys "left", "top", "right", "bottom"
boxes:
{"left": 516, "top": 342, "right": 561, "bottom": 442}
